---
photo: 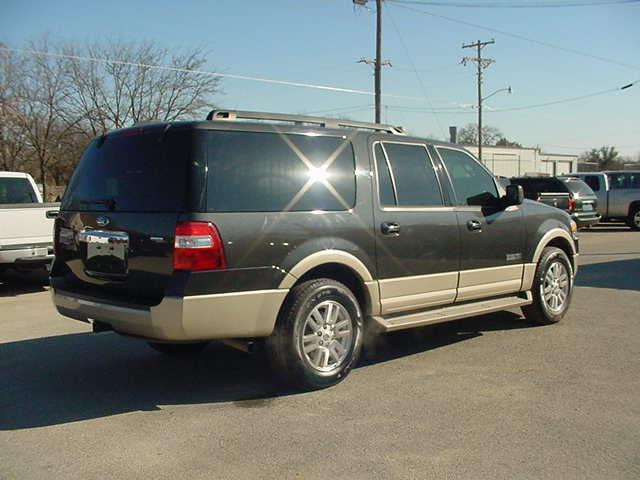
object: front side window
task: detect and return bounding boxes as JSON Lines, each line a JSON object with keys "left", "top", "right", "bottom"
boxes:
{"left": 374, "top": 142, "right": 442, "bottom": 207}
{"left": 0, "top": 177, "right": 38, "bottom": 204}
{"left": 204, "top": 131, "right": 355, "bottom": 212}
{"left": 438, "top": 148, "right": 498, "bottom": 205}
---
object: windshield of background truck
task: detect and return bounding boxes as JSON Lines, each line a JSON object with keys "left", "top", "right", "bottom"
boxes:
{"left": 0, "top": 177, "right": 38, "bottom": 204}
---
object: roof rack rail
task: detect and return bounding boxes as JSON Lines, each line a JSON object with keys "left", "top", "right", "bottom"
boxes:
{"left": 206, "top": 110, "right": 405, "bottom": 135}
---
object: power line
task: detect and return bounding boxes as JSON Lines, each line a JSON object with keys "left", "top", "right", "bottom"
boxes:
{"left": 385, "top": 79, "right": 639, "bottom": 113}
{"left": 0, "top": 45, "right": 427, "bottom": 101}
{"left": 389, "top": 0, "right": 640, "bottom": 8}
{"left": 387, "top": 7, "right": 447, "bottom": 138}
{"left": 387, "top": 2, "right": 640, "bottom": 71}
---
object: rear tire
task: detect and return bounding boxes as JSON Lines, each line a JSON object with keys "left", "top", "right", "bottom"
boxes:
{"left": 627, "top": 205, "right": 640, "bottom": 231}
{"left": 147, "top": 341, "right": 209, "bottom": 355}
{"left": 265, "top": 278, "right": 363, "bottom": 390}
{"left": 522, "top": 246, "right": 573, "bottom": 325}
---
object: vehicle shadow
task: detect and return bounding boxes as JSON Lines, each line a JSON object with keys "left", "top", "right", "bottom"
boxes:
{"left": 0, "top": 269, "right": 49, "bottom": 297}
{"left": 0, "top": 311, "right": 533, "bottom": 430}
{"left": 575, "top": 258, "right": 640, "bottom": 292}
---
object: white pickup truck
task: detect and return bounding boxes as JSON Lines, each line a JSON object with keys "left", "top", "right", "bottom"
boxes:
{"left": 0, "top": 172, "right": 59, "bottom": 272}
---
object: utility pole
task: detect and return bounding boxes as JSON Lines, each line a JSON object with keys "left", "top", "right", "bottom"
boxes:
{"left": 462, "top": 39, "right": 495, "bottom": 163}
{"left": 355, "top": 0, "right": 390, "bottom": 124}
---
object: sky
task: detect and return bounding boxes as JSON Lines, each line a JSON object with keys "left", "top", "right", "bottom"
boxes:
{"left": 2, "top": 0, "right": 639, "bottom": 157}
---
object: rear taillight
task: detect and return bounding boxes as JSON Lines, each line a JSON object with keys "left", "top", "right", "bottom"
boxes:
{"left": 173, "top": 222, "right": 226, "bottom": 272}
{"left": 568, "top": 196, "right": 575, "bottom": 212}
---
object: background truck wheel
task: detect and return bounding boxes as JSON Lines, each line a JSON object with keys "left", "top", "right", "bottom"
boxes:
{"left": 147, "top": 342, "right": 209, "bottom": 355}
{"left": 522, "top": 246, "right": 573, "bottom": 325}
{"left": 627, "top": 205, "right": 640, "bottom": 231}
{"left": 265, "top": 278, "right": 363, "bottom": 391}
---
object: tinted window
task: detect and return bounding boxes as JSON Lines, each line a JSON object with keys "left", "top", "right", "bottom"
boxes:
{"left": 382, "top": 143, "right": 442, "bottom": 207}
{"left": 204, "top": 131, "right": 355, "bottom": 212}
{"left": 0, "top": 177, "right": 37, "bottom": 204}
{"left": 562, "top": 179, "right": 595, "bottom": 196}
{"left": 63, "top": 129, "right": 190, "bottom": 212}
{"left": 511, "top": 177, "right": 568, "bottom": 197}
{"left": 583, "top": 175, "right": 600, "bottom": 192}
{"left": 609, "top": 172, "right": 640, "bottom": 189}
{"left": 438, "top": 148, "right": 498, "bottom": 205}
{"left": 374, "top": 143, "right": 396, "bottom": 206}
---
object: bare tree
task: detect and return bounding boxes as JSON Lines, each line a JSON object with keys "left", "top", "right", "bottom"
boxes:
{"left": 580, "top": 146, "right": 622, "bottom": 171}
{"left": 1, "top": 38, "right": 83, "bottom": 198}
{"left": 0, "top": 37, "right": 221, "bottom": 198}
{"left": 62, "top": 39, "right": 220, "bottom": 135}
{"left": 458, "top": 123, "right": 506, "bottom": 147}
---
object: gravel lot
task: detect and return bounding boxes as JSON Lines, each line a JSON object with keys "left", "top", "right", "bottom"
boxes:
{"left": 1, "top": 225, "right": 639, "bottom": 479}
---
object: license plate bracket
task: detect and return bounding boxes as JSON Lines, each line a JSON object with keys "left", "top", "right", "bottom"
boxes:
{"left": 78, "top": 230, "right": 129, "bottom": 278}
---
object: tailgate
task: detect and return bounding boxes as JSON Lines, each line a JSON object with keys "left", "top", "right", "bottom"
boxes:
{"left": 50, "top": 125, "right": 195, "bottom": 306}
{"left": 537, "top": 193, "right": 570, "bottom": 211}
{"left": 53, "top": 212, "right": 178, "bottom": 305}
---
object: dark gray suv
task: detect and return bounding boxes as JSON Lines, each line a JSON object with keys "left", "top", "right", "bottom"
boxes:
{"left": 51, "top": 110, "right": 579, "bottom": 390}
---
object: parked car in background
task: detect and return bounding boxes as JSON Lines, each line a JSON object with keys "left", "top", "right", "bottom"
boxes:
{"left": 0, "top": 172, "right": 59, "bottom": 273}
{"left": 50, "top": 110, "right": 579, "bottom": 390}
{"left": 510, "top": 176, "right": 600, "bottom": 229}
{"left": 564, "top": 171, "right": 640, "bottom": 230}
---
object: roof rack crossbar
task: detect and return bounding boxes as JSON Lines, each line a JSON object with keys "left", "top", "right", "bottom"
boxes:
{"left": 206, "top": 110, "right": 404, "bottom": 135}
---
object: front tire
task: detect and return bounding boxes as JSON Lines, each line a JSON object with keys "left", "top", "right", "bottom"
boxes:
{"left": 627, "top": 205, "right": 640, "bottom": 231}
{"left": 147, "top": 341, "right": 209, "bottom": 355}
{"left": 522, "top": 246, "right": 573, "bottom": 325}
{"left": 265, "top": 278, "right": 363, "bottom": 390}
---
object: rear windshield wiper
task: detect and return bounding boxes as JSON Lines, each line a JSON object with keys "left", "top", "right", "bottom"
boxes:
{"left": 78, "top": 198, "right": 117, "bottom": 211}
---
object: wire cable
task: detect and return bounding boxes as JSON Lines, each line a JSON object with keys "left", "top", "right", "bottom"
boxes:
{"left": 0, "top": 46, "right": 428, "bottom": 101}
{"left": 389, "top": 0, "right": 640, "bottom": 8}
{"left": 386, "top": 7, "right": 448, "bottom": 137}
{"left": 387, "top": 2, "right": 640, "bottom": 71}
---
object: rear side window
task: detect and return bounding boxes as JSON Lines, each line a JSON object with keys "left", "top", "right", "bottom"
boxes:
{"left": 583, "top": 175, "right": 601, "bottom": 192}
{"left": 203, "top": 131, "right": 355, "bottom": 212}
{"left": 438, "top": 148, "right": 498, "bottom": 205}
{"left": 608, "top": 172, "right": 640, "bottom": 189}
{"left": 63, "top": 129, "right": 191, "bottom": 212}
{"left": 0, "top": 177, "right": 37, "bottom": 204}
{"left": 374, "top": 142, "right": 442, "bottom": 207}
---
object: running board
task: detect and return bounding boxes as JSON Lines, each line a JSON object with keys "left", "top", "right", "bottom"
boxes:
{"left": 371, "top": 292, "right": 533, "bottom": 333}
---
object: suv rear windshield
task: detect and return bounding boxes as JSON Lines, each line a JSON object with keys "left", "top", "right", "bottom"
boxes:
{"left": 62, "top": 128, "right": 191, "bottom": 212}
{"left": 201, "top": 130, "right": 355, "bottom": 212}
{"left": 511, "top": 177, "right": 568, "bottom": 196}
{"left": 562, "top": 179, "right": 595, "bottom": 196}
{"left": 0, "top": 177, "right": 38, "bottom": 204}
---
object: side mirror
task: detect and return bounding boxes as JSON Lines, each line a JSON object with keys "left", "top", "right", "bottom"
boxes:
{"left": 504, "top": 184, "right": 524, "bottom": 207}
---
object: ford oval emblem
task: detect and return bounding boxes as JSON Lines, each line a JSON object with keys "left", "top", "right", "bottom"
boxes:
{"left": 96, "top": 216, "right": 110, "bottom": 227}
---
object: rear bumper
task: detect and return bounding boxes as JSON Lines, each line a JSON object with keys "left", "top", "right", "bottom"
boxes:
{"left": 0, "top": 245, "right": 53, "bottom": 267}
{"left": 572, "top": 212, "right": 601, "bottom": 228}
{"left": 52, "top": 288, "right": 289, "bottom": 341}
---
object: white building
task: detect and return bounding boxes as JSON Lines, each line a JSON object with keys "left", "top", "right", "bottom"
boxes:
{"left": 463, "top": 145, "right": 578, "bottom": 178}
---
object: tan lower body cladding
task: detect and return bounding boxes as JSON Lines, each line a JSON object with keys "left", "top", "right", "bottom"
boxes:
{"left": 52, "top": 288, "right": 289, "bottom": 341}
{"left": 378, "top": 264, "right": 526, "bottom": 315}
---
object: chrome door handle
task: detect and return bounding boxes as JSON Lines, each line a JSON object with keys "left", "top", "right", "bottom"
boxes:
{"left": 467, "top": 220, "right": 482, "bottom": 232}
{"left": 381, "top": 222, "right": 400, "bottom": 235}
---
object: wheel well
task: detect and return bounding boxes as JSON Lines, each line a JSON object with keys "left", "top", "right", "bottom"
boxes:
{"left": 546, "top": 237, "right": 575, "bottom": 270}
{"left": 628, "top": 201, "right": 640, "bottom": 217}
{"left": 296, "top": 263, "right": 369, "bottom": 314}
